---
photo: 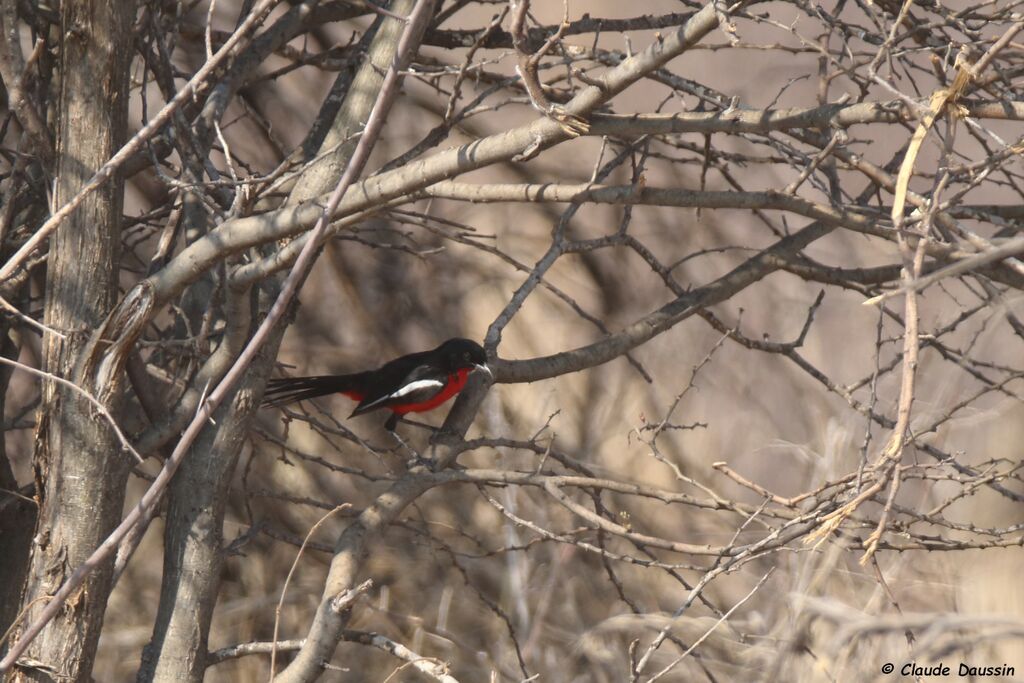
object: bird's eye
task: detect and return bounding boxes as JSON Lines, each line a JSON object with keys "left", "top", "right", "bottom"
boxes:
{"left": 463, "top": 351, "right": 471, "bottom": 361}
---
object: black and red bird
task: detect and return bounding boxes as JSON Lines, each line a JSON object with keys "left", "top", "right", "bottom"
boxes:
{"left": 263, "top": 338, "right": 491, "bottom": 430}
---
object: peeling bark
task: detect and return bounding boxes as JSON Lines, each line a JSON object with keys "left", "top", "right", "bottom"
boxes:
{"left": 10, "top": 0, "right": 136, "bottom": 680}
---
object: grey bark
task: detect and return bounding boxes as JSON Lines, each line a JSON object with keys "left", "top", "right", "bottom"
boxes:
{"left": 287, "top": 0, "right": 416, "bottom": 204}
{"left": 138, "top": 4, "right": 424, "bottom": 680}
{"left": 136, "top": 326, "right": 278, "bottom": 683}
{"left": 137, "top": 2, "right": 723, "bottom": 310}
{"left": 10, "top": 0, "right": 135, "bottom": 680}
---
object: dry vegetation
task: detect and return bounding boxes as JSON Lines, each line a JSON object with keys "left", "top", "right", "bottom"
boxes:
{"left": 1, "top": 0, "right": 1024, "bottom": 681}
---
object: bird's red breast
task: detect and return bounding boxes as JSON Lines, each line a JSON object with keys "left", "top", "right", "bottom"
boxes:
{"left": 389, "top": 367, "right": 471, "bottom": 415}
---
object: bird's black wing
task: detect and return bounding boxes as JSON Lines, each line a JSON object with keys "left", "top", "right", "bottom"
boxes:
{"left": 349, "top": 359, "right": 448, "bottom": 416}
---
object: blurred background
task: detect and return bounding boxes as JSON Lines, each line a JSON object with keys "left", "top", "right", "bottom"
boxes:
{"left": 2, "top": 0, "right": 1022, "bottom": 680}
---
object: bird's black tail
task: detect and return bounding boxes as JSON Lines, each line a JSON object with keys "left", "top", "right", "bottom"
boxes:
{"left": 262, "top": 373, "right": 368, "bottom": 406}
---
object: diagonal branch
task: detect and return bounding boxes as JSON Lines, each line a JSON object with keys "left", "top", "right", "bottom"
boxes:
{"left": 138, "top": 0, "right": 727, "bottom": 308}
{"left": 0, "top": 0, "right": 284, "bottom": 285}
{"left": 0, "top": 0, "right": 437, "bottom": 673}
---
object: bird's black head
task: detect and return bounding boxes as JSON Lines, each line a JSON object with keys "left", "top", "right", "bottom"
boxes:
{"left": 436, "top": 338, "right": 490, "bottom": 376}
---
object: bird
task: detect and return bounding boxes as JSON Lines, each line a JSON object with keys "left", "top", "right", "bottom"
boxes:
{"left": 263, "top": 338, "right": 491, "bottom": 430}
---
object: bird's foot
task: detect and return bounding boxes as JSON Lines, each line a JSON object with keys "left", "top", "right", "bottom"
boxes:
{"left": 386, "top": 420, "right": 430, "bottom": 469}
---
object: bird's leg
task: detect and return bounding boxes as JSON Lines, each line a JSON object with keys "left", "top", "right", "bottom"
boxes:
{"left": 386, "top": 413, "right": 430, "bottom": 469}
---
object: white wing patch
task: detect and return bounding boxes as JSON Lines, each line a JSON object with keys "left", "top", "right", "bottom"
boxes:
{"left": 356, "top": 378, "right": 446, "bottom": 412}
{"left": 389, "top": 378, "right": 445, "bottom": 399}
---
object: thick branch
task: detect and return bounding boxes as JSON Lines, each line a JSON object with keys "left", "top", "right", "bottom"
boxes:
{"left": 142, "top": 1, "right": 726, "bottom": 307}
{"left": 491, "top": 221, "right": 833, "bottom": 383}
{"left": 587, "top": 99, "right": 1024, "bottom": 136}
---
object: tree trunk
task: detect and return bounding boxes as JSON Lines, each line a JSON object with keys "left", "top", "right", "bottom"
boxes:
{"left": 136, "top": 318, "right": 280, "bottom": 683}
{"left": 0, "top": 325, "right": 34, "bottom": 647}
{"left": 10, "top": 0, "right": 135, "bottom": 680}
{"left": 136, "top": 3, "right": 426, "bottom": 679}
